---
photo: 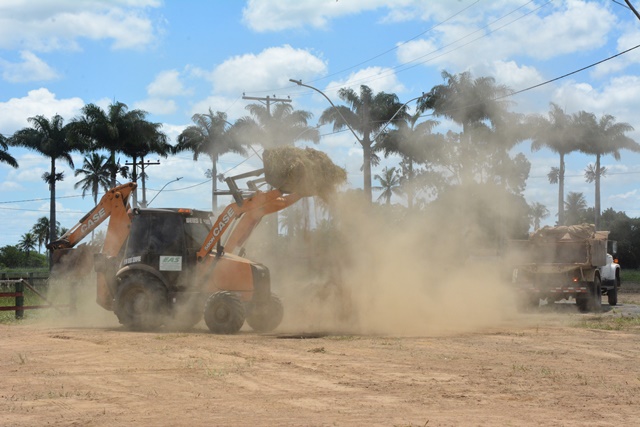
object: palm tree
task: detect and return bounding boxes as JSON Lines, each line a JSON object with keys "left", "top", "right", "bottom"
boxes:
{"left": 72, "top": 102, "right": 150, "bottom": 187}
{"left": 529, "top": 202, "right": 549, "bottom": 231}
{"left": 31, "top": 217, "right": 52, "bottom": 253}
{"left": 0, "top": 134, "right": 18, "bottom": 168}
{"left": 235, "top": 103, "right": 320, "bottom": 149}
{"left": 564, "top": 192, "right": 588, "bottom": 226}
{"left": 417, "top": 71, "right": 515, "bottom": 187}
{"left": 377, "top": 112, "right": 443, "bottom": 208}
{"left": 529, "top": 103, "right": 581, "bottom": 226}
{"left": 319, "top": 85, "right": 406, "bottom": 202}
{"left": 74, "top": 153, "right": 111, "bottom": 206}
{"left": 575, "top": 111, "right": 639, "bottom": 230}
{"left": 18, "top": 232, "right": 37, "bottom": 259}
{"left": 10, "top": 114, "right": 80, "bottom": 265}
{"left": 176, "top": 109, "right": 247, "bottom": 212}
{"left": 373, "top": 166, "right": 403, "bottom": 205}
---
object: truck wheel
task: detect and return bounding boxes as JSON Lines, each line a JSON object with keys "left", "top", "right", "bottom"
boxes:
{"left": 607, "top": 281, "right": 618, "bottom": 306}
{"left": 204, "top": 291, "right": 245, "bottom": 334}
{"left": 576, "top": 293, "right": 589, "bottom": 313}
{"left": 247, "top": 294, "right": 284, "bottom": 333}
{"left": 115, "top": 275, "right": 167, "bottom": 330}
{"left": 589, "top": 277, "right": 602, "bottom": 313}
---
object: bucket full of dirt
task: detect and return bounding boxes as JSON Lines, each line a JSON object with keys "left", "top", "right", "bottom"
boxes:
{"left": 263, "top": 146, "right": 346, "bottom": 200}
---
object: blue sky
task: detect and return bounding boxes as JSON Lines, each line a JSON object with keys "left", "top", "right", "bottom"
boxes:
{"left": 1, "top": 0, "right": 640, "bottom": 248}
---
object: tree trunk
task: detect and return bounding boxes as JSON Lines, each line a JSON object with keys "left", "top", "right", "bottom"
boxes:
{"left": 363, "top": 140, "right": 372, "bottom": 203}
{"left": 109, "top": 151, "right": 117, "bottom": 188}
{"left": 48, "top": 159, "right": 56, "bottom": 271}
{"left": 558, "top": 153, "right": 565, "bottom": 226}
{"left": 211, "top": 156, "right": 218, "bottom": 213}
{"left": 595, "top": 154, "right": 601, "bottom": 230}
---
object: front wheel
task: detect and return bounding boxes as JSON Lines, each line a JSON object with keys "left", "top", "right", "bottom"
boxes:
{"left": 115, "top": 275, "right": 167, "bottom": 330}
{"left": 246, "top": 294, "right": 284, "bottom": 333}
{"left": 204, "top": 291, "right": 245, "bottom": 334}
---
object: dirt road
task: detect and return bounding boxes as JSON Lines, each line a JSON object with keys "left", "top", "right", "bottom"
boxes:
{"left": 2, "top": 292, "right": 640, "bottom": 427}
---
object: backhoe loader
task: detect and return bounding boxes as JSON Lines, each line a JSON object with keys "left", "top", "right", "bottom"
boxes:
{"left": 49, "top": 169, "right": 302, "bottom": 333}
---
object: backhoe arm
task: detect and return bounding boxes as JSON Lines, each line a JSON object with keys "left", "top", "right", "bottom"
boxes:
{"left": 47, "top": 182, "right": 136, "bottom": 251}
{"left": 196, "top": 189, "right": 302, "bottom": 261}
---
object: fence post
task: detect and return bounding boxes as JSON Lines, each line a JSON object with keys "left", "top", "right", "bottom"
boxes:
{"left": 15, "top": 280, "right": 24, "bottom": 319}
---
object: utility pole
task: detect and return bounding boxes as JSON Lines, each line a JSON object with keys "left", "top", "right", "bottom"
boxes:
{"left": 125, "top": 158, "right": 160, "bottom": 208}
{"left": 242, "top": 94, "right": 291, "bottom": 116}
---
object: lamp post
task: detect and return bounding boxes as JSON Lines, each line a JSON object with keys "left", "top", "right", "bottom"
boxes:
{"left": 146, "top": 177, "right": 183, "bottom": 207}
{"left": 289, "top": 79, "right": 362, "bottom": 144}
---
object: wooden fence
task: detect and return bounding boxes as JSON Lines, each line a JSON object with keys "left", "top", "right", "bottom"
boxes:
{"left": 0, "top": 275, "right": 72, "bottom": 319}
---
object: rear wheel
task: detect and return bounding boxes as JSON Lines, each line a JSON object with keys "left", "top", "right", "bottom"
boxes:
{"left": 247, "top": 294, "right": 284, "bottom": 333}
{"left": 587, "top": 277, "right": 602, "bottom": 312}
{"left": 115, "top": 275, "right": 167, "bottom": 330}
{"left": 204, "top": 291, "right": 245, "bottom": 334}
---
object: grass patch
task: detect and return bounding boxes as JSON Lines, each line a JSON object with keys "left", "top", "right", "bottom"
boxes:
{"left": 621, "top": 269, "right": 640, "bottom": 284}
{"left": 574, "top": 314, "right": 640, "bottom": 332}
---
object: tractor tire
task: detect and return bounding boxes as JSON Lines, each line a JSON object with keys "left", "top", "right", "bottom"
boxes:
{"left": 204, "top": 291, "right": 245, "bottom": 334}
{"left": 607, "top": 281, "right": 618, "bottom": 306}
{"left": 247, "top": 294, "right": 284, "bottom": 333}
{"left": 115, "top": 275, "right": 167, "bottom": 331}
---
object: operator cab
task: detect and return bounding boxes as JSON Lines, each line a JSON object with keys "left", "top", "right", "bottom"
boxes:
{"left": 121, "top": 208, "right": 213, "bottom": 289}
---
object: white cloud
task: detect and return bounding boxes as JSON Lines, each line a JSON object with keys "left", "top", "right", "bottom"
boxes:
{"left": 324, "top": 66, "right": 406, "bottom": 97}
{"left": 133, "top": 98, "right": 177, "bottom": 116}
{"left": 0, "top": 0, "right": 161, "bottom": 51}
{"left": 190, "top": 95, "right": 251, "bottom": 122}
{"left": 395, "top": 1, "right": 615, "bottom": 72}
{"left": 242, "top": 0, "right": 405, "bottom": 32}
{"left": 147, "top": 70, "right": 192, "bottom": 97}
{"left": 212, "top": 45, "right": 327, "bottom": 95}
{"left": 487, "top": 61, "right": 542, "bottom": 90}
{"left": 0, "top": 51, "right": 59, "bottom": 83}
{"left": 0, "top": 88, "right": 84, "bottom": 134}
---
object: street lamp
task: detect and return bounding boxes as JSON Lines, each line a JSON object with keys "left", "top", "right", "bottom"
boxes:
{"left": 146, "top": 177, "right": 183, "bottom": 207}
{"left": 371, "top": 93, "right": 427, "bottom": 142}
{"left": 289, "top": 79, "right": 362, "bottom": 144}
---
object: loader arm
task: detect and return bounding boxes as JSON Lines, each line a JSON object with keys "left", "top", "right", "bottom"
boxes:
{"left": 197, "top": 189, "right": 302, "bottom": 261}
{"left": 47, "top": 182, "right": 136, "bottom": 256}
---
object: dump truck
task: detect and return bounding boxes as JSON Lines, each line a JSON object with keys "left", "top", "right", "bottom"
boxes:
{"left": 508, "top": 224, "right": 620, "bottom": 312}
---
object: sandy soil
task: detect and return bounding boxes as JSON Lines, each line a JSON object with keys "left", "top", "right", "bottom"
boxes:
{"left": 2, "top": 292, "right": 640, "bottom": 427}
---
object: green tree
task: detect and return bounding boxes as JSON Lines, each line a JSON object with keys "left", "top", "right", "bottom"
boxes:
{"left": 575, "top": 111, "right": 640, "bottom": 230}
{"left": 377, "top": 112, "right": 445, "bottom": 207}
{"left": 74, "top": 153, "right": 111, "bottom": 206}
{"left": 73, "top": 102, "right": 150, "bottom": 187}
{"left": 528, "top": 202, "right": 549, "bottom": 231}
{"left": 18, "top": 232, "right": 37, "bottom": 259}
{"left": 10, "top": 114, "right": 81, "bottom": 264}
{"left": 373, "top": 166, "right": 403, "bottom": 205}
{"left": 564, "top": 191, "right": 589, "bottom": 226}
{"left": 530, "top": 103, "right": 581, "bottom": 226}
{"left": 31, "top": 216, "right": 55, "bottom": 253}
{"left": 417, "top": 71, "right": 526, "bottom": 189}
{"left": 235, "top": 103, "right": 320, "bottom": 149}
{"left": 176, "top": 109, "right": 247, "bottom": 212}
{"left": 319, "top": 85, "right": 406, "bottom": 202}
{"left": 0, "top": 134, "right": 18, "bottom": 168}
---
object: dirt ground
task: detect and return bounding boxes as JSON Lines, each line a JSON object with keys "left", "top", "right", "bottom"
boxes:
{"left": 2, "top": 288, "right": 640, "bottom": 427}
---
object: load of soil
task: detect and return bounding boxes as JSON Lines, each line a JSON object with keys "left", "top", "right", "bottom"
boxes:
{"left": 263, "top": 146, "right": 346, "bottom": 200}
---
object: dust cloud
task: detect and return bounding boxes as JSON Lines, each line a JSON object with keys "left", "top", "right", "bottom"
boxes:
{"left": 269, "top": 186, "right": 521, "bottom": 337}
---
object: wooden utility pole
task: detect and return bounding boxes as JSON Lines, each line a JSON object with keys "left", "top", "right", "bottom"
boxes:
{"left": 125, "top": 159, "right": 160, "bottom": 208}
